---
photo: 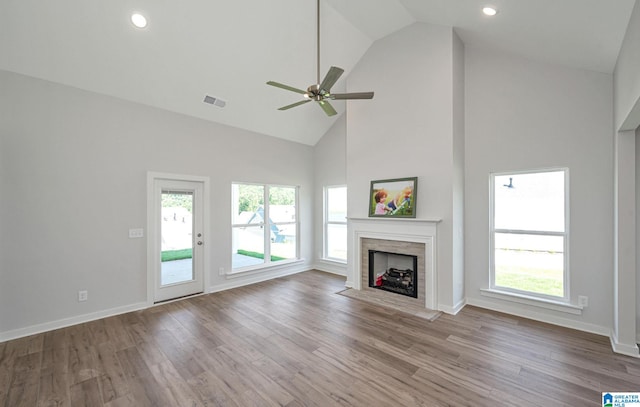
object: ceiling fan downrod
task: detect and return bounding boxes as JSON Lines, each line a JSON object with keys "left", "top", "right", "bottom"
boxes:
{"left": 265, "top": 0, "right": 375, "bottom": 117}
{"left": 316, "top": 0, "right": 320, "bottom": 85}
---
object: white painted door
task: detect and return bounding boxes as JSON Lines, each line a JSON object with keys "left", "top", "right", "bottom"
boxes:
{"left": 151, "top": 178, "right": 205, "bottom": 302}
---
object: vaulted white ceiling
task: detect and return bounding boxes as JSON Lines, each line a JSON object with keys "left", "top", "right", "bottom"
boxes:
{"left": 1, "top": 0, "right": 636, "bottom": 145}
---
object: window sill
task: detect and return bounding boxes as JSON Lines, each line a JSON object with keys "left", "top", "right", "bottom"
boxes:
{"left": 318, "top": 258, "right": 347, "bottom": 265}
{"left": 226, "top": 258, "right": 304, "bottom": 279}
{"left": 480, "top": 288, "right": 583, "bottom": 315}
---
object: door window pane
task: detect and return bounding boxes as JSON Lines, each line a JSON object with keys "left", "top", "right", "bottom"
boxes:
{"left": 161, "top": 192, "right": 194, "bottom": 285}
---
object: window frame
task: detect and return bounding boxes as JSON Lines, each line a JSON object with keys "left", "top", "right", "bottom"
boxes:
{"left": 231, "top": 182, "right": 300, "bottom": 272}
{"left": 323, "top": 185, "right": 347, "bottom": 263}
{"left": 489, "top": 168, "right": 570, "bottom": 301}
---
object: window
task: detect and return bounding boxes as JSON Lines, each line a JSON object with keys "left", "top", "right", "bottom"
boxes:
{"left": 324, "top": 186, "right": 347, "bottom": 262}
{"left": 232, "top": 183, "right": 298, "bottom": 270}
{"left": 490, "top": 169, "right": 568, "bottom": 300}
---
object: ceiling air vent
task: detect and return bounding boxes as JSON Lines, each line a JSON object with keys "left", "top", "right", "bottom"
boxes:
{"left": 203, "top": 95, "right": 226, "bottom": 108}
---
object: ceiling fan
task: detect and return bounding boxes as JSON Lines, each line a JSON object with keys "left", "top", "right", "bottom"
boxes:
{"left": 266, "top": 0, "right": 374, "bottom": 117}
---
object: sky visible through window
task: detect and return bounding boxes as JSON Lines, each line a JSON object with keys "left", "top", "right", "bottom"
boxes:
{"left": 494, "top": 171, "right": 564, "bottom": 232}
{"left": 327, "top": 187, "right": 347, "bottom": 222}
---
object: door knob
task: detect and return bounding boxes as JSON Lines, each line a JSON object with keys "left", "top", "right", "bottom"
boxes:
{"left": 197, "top": 241, "right": 203, "bottom": 245}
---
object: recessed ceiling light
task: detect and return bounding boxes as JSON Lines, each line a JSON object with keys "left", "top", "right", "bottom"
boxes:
{"left": 131, "top": 13, "right": 147, "bottom": 28}
{"left": 482, "top": 7, "right": 498, "bottom": 16}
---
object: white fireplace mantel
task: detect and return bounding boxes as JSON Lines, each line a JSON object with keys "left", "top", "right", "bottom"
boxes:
{"left": 347, "top": 217, "right": 440, "bottom": 310}
{"left": 348, "top": 217, "right": 442, "bottom": 224}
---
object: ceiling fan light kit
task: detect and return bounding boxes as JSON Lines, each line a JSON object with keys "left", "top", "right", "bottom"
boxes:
{"left": 266, "top": 0, "right": 374, "bottom": 117}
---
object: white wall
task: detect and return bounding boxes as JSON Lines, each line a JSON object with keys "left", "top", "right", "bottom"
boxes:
{"left": 615, "top": 0, "right": 640, "bottom": 132}
{"left": 614, "top": 0, "right": 640, "bottom": 342}
{"left": 465, "top": 47, "right": 614, "bottom": 333}
{"left": 345, "top": 22, "right": 464, "bottom": 312}
{"left": 0, "top": 70, "right": 314, "bottom": 339}
{"left": 313, "top": 115, "right": 347, "bottom": 275}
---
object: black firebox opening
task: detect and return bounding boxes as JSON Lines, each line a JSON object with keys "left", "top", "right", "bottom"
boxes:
{"left": 368, "top": 250, "right": 418, "bottom": 298}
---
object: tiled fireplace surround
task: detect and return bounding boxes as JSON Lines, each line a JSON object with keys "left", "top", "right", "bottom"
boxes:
{"left": 348, "top": 217, "right": 439, "bottom": 311}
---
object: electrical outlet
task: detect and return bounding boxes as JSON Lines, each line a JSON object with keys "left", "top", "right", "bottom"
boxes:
{"left": 578, "top": 295, "right": 588, "bottom": 307}
{"left": 129, "top": 228, "right": 144, "bottom": 238}
{"left": 78, "top": 290, "right": 88, "bottom": 302}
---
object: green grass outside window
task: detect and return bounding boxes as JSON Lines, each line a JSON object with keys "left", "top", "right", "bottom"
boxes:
{"left": 161, "top": 248, "right": 193, "bottom": 262}
{"left": 237, "top": 249, "right": 286, "bottom": 262}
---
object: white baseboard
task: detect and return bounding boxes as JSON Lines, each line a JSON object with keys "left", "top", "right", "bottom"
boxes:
{"left": 439, "top": 298, "right": 467, "bottom": 315}
{"left": 466, "top": 296, "right": 610, "bottom": 337}
{"left": 1, "top": 265, "right": 316, "bottom": 344}
{"left": 210, "top": 266, "right": 310, "bottom": 293}
{"left": 313, "top": 259, "right": 347, "bottom": 276}
{"left": 0, "top": 301, "right": 148, "bottom": 343}
{"left": 610, "top": 329, "right": 640, "bottom": 358}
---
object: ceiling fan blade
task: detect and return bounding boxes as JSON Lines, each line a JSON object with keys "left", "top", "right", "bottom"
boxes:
{"left": 330, "top": 92, "right": 375, "bottom": 100}
{"left": 267, "top": 81, "right": 307, "bottom": 95}
{"left": 317, "top": 100, "right": 337, "bottom": 116}
{"left": 319, "top": 66, "right": 344, "bottom": 92}
{"left": 278, "top": 99, "right": 311, "bottom": 111}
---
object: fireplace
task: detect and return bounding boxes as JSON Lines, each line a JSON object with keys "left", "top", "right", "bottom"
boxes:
{"left": 348, "top": 217, "right": 439, "bottom": 311}
{"left": 369, "top": 250, "right": 418, "bottom": 298}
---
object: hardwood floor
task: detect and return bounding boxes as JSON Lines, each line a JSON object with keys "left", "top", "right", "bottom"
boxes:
{"left": 1, "top": 270, "right": 639, "bottom": 406}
